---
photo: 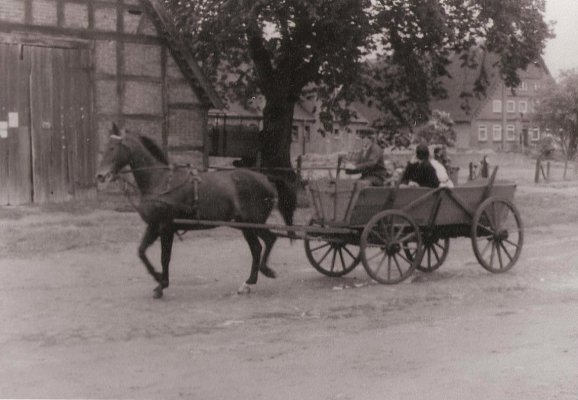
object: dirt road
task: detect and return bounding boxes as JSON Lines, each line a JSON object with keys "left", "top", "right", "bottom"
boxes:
{"left": 1, "top": 184, "right": 578, "bottom": 399}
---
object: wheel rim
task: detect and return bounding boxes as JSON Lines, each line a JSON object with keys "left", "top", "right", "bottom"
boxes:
{"left": 304, "top": 221, "right": 360, "bottom": 277}
{"left": 472, "top": 198, "right": 523, "bottom": 273}
{"left": 361, "top": 211, "right": 422, "bottom": 284}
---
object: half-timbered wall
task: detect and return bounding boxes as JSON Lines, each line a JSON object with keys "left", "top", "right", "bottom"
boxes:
{"left": 0, "top": 0, "right": 208, "bottom": 204}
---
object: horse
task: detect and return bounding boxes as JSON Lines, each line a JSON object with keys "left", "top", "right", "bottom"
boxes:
{"left": 95, "top": 124, "right": 296, "bottom": 298}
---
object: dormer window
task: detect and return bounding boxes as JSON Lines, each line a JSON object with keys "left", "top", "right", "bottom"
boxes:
{"left": 520, "top": 81, "right": 528, "bottom": 91}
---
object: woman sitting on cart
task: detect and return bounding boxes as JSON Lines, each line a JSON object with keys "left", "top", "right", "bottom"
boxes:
{"left": 344, "top": 131, "right": 389, "bottom": 186}
{"left": 401, "top": 144, "right": 440, "bottom": 188}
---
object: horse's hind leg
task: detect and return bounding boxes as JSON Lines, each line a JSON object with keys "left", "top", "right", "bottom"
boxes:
{"left": 256, "top": 229, "right": 277, "bottom": 279}
{"left": 239, "top": 229, "right": 262, "bottom": 294}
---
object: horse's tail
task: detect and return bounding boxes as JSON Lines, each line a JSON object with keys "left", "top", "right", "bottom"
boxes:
{"left": 268, "top": 172, "right": 297, "bottom": 241}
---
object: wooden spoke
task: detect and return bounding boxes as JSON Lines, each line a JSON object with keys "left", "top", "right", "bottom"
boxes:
{"left": 318, "top": 246, "right": 333, "bottom": 265}
{"left": 499, "top": 241, "right": 514, "bottom": 262}
{"left": 309, "top": 242, "right": 331, "bottom": 252}
{"left": 392, "top": 254, "right": 403, "bottom": 276}
{"left": 496, "top": 243, "right": 504, "bottom": 270}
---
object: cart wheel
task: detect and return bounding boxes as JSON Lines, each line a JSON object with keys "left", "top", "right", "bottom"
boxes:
{"left": 360, "top": 210, "right": 422, "bottom": 284}
{"left": 471, "top": 197, "right": 523, "bottom": 273}
{"left": 304, "top": 220, "right": 360, "bottom": 277}
{"left": 406, "top": 231, "right": 450, "bottom": 273}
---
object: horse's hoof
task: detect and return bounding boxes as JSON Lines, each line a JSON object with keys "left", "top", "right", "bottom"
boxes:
{"left": 260, "top": 267, "right": 277, "bottom": 279}
{"left": 237, "top": 283, "right": 251, "bottom": 295}
{"left": 153, "top": 287, "right": 164, "bottom": 299}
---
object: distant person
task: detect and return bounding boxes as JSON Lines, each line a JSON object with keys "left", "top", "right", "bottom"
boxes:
{"left": 401, "top": 144, "right": 440, "bottom": 188}
{"left": 432, "top": 147, "right": 454, "bottom": 188}
{"left": 344, "top": 131, "right": 388, "bottom": 186}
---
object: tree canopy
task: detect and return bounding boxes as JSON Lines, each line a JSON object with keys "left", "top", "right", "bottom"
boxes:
{"left": 163, "top": 0, "right": 552, "bottom": 167}
{"left": 534, "top": 70, "right": 578, "bottom": 159}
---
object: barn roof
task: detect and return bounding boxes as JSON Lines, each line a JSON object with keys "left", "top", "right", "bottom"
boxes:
{"left": 141, "top": 0, "right": 224, "bottom": 109}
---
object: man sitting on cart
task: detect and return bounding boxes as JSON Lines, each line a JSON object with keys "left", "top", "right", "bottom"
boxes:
{"left": 344, "top": 131, "right": 389, "bottom": 186}
{"left": 401, "top": 144, "right": 440, "bottom": 188}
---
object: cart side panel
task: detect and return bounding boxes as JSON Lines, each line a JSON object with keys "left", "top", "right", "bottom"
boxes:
{"left": 348, "top": 182, "right": 516, "bottom": 226}
{"left": 308, "top": 179, "right": 370, "bottom": 223}
{"left": 431, "top": 184, "right": 516, "bottom": 225}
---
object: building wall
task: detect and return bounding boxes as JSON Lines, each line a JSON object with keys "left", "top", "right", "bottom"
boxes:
{"left": 0, "top": 0, "right": 207, "bottom": 175}
{"left": 471, "top": 62, "right": 551, "bottom": 151}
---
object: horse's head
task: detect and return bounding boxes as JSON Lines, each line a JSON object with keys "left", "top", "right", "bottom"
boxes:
{"left": 95, "top": 123, "right": 131, "bottom": 184}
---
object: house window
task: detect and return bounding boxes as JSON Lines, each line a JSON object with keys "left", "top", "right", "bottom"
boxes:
{"left": 507, "top": 100, "right": 516, "bottom": 112}
{"left": 506, "top": 124, "right": 516, "bottom": 141}
{"left": 519, "top": 100, "right": 528, "bottom": 113}
{"left": 492, "top": 100, "right": 502, "bottom": 113}
{"left": 478, "top": 124, "right": 488, "bottom": 142}
{"left": 530, "top": 128, "right": 540, "bottom": 141}
{"left": 534, "top": 82, "right": 540, "bottom": 91}
{"left": 519, "top": 81, "right": 528, "bottom": 91}
{"left": 493, "top": 125, "right": 502, "bottom": 142}
{"left": 333, "top": 128, "right": 340, "bottom": 136}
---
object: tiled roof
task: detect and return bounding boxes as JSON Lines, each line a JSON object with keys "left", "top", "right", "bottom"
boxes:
{"left": 430, "top": 49, "right": 502, "bottom": 122}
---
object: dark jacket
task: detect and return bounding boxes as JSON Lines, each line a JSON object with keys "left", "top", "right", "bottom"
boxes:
{"left": 401, "top": 160, "right": 440, "bottom": 188}
{"left": 345, "top": 143, "right": 388, "bottom": 185}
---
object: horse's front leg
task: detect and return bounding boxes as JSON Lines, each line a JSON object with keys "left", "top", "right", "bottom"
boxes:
{"left": 155, "top": 226, "right": 174, "bottom": 299}
{"left": 138, "top": 224, "right": 164, "bottom": 298}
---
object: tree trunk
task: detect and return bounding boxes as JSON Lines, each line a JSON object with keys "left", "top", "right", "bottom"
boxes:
{"left": 568, "top": 130, "right": 578, "bottom": 160}
{"left": 260, "top": 96, "right": 296, "bottom": 169}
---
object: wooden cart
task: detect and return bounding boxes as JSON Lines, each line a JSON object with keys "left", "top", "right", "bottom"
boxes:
{"left": 303, "top": 167, "right": 523, "bottom": 284}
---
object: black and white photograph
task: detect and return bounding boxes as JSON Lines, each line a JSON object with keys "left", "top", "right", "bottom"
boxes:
{"left": 0, "top": 0, "right": 577, "bottom": 398}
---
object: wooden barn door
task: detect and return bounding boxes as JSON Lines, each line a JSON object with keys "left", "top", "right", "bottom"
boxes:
{"left": 0, "top": 43, "right": 33, "bottom": 205}
{"left": 0, "top": 41, "right": 93, "bottom": 205}
{"left": 28, "top": 45, "right": 93, "bottom": 203}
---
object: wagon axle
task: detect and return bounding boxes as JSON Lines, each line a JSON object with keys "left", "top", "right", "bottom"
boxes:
{"left": 495, "top": 229, "right": 509, "bottom": 241}
{"left": 386, "top": 242, "right": 402, "bottom": 256}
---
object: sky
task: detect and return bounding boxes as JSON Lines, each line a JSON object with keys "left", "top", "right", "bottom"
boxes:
{"left": 543, "top": 0, "right": 578, "bottom": 78}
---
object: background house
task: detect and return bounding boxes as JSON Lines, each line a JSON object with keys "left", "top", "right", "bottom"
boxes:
{"left": 0, "top": 0, "right": 221, "bottom": 205}
{"left": 431, "top": 50, "right": 553, "bottom": 151}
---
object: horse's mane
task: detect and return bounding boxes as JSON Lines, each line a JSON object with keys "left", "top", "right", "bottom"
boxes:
{"left": 136, "top": 134, "right": 169, "bottom": 165}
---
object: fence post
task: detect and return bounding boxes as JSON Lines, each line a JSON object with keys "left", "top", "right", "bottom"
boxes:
{"left": 481, "top": 156, "right": 489, "bottom": 178}
{"left": 296, "top": 155, "right": 303, "bottom": 181}
{"left": 546, "top": 161, "right": 551, "bottom": 182}
{"left": 534, "top": 157, "right": 541, "bottom": 183}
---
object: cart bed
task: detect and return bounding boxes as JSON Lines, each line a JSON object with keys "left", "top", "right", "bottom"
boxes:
{"left": 348, "top": 180, "right": 516, "bottom": 226}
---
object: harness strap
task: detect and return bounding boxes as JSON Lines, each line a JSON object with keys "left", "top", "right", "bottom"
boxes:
{"left": 114, "top": 165, "right": 202, "bottom": 224}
